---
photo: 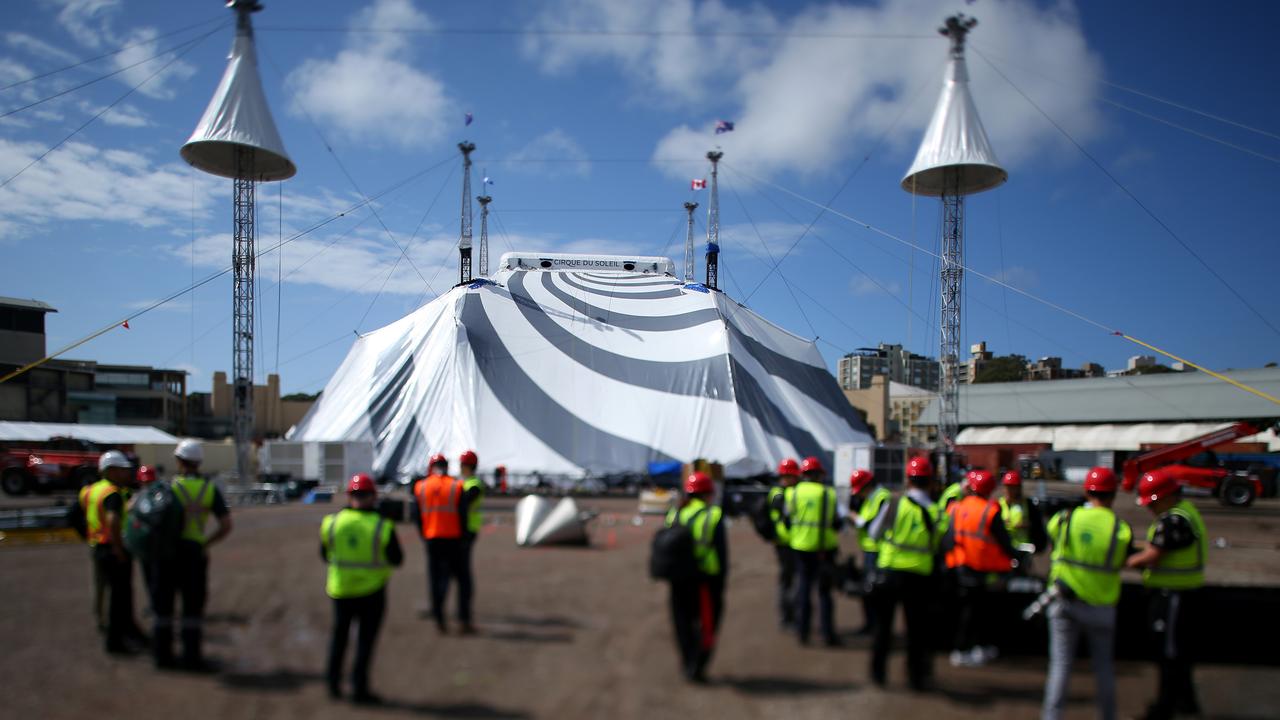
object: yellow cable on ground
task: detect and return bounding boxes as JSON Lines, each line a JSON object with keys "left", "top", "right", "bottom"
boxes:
{"left": 1117, "top": 332, "right": 1280, "bottom": 407}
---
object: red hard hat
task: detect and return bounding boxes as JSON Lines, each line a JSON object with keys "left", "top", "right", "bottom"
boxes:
{"left": 347, "top": 473, "right": 376, "bottom": 494}
{"left": 685, "top": 471, "right": 713, "bottom": 495}
{"left": 459, "top": 450, "right": 478, "bottom": 467}
{"left": 1137, "top": 470, "right": 1180, "bottom": 506}
{"left": 136, "top": 465, "right": 157, "bottom": 484}
{"left": 777, "top": 458, "right": 800, "bottom": 477}
{"left": 800, "top": 456, "right": 824, "bottom": 474}
{"left": 1084, "top": 467, "right": 1117, "bottom": 493}
{"left": 849, "top": 469, "right": 874, "bottom": 493}
{"left": 906, "top": 455, "right": 933, "bottom": 478}
{"left": 968, "top": 470, "right": 997, "bottom": 497}
{"left": 429, "top": 453, "right": 448, "bottom": 468}
{"left": 1002, "top": 470, "right": 1022, "bottom": 486}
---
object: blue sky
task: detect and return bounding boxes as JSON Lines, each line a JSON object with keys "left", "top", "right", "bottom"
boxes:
{"left": 1, "top": 0, "right": 1276, "bottom": 396}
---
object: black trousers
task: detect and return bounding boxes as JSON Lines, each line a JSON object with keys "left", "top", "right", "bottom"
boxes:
{"left": 1146, "top": 588, "right": 1200, "bottom": 718}
{"left": 92, "top": 546, "right": 137, "bottom": 650}
{"left": 425, "top": 538, "right": 471, "bottom": 626}
{"left": 774, "top": 544, "right": 796, "bottom": 625}
{"left": 328, "top": 589, "right": 387, "bottom": 696}
{"left": 860, "top": 550, "right": 879, "bottom": 631}
{"left": 669, "top": 577, "right": 724, "bottom": 680}
{"left": 793, "top": 550, "right": 834, "bottom": 642}
{"left": 871, "top": 570, "right": 935, "bottom": 687}
{"left": 953, "top": 568, "right": 995, "bottom": 651}
{"left": 148, "top": 540, "right": 208, "bottom": 663}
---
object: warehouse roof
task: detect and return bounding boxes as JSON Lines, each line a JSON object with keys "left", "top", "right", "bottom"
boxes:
{"left": 0, "top": 421, "right": 178, "bottom": 445}
{"left": 919, "top": 367, "right": 1280, "bottom": 426}
{"left": 0, "top": 296, "right": 57, "bottom": 313}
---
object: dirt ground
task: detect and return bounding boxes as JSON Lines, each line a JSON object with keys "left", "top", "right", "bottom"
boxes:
{"left": 1, "top": 492, "right": 1278, "bottom": 719}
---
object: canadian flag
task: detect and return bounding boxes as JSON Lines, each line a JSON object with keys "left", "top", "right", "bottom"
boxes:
{"left": 691, "top": 178, "right": 706, "bottom": 190}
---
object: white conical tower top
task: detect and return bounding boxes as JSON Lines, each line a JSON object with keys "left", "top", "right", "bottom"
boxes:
{"left": 181, "top": 1, "right": 295, "bottom": 181}
{"left": 902, "top": 15, "right": 1005, "bottom": 197}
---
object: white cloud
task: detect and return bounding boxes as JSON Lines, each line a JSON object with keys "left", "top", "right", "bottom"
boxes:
{"left": 80, "top": 100, "right": 149, "bottom": 127}
{"left": 529, "top": 0, "right": 1104, "bottom": 179}
{"left": 0, "top": 138, "right": 220, "bottom": 238}
{"left": 286, "top": 0, "right": 454, "bottom": 148}
{"left": 6, "top": 32, "right": 80, "bottom": 64}
{"left": 505, "top": 129, "right": 591, "bottom": 177}
{"left": 850, "top": 274, "right": 902, "bottom": 297}
{"left": 719, "top": 221, "right": 809, "bottom": 263}
{"left": 41, "top": 0, "right": 195, "bottom": 98}
{"left": 992, "top": 264, "right": 1038, "bottom": 290}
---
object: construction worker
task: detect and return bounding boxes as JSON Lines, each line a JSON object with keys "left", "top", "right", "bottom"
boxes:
{"left": 849, "top": 468, "right": 891, "bottom": 635}
{"left": 1041, "top": 467, "right": 1133, "bottom": 720}
{"left": 321, "top": 473, "right": 402, "bottom": 704}
{"left": 665, "top": 471, "right": 727, "bottom": 683}
{"left": 137, "top": 465, "right": 158, "bottom": 485}
{"left": 787, "top": 455, "right": 841, "bottom": 647}
{"left": 766, "top": 458, "right": 800, "bottom": 627}
{"left": 458, "top": 445, "right": 481, "bottom": 563}
{"left": 936, "top": 467, "right": 967, "bottom": 511}
{"left": 150, "top": 438, "right": 232, "bottom": 670}
{"left": 945, "top": 469, "right": 1016, "bottom": 667}
{"left": 412, "top": 453, "right": 475, "bottom": 634}
{"left": 80, "top": 450, "right": 145, "bottom": 654}
{"left": 869, "top": 454, "right": 945, "bottom": 690}
{"left": 1125, "top": 470, "right": 1206, "bottom": 720}
{"left": 998, "top": 470, "right": 1031, "bottom": 549}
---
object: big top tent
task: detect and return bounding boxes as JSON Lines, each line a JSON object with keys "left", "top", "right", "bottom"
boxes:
{"left": 289, "top": 252, "right": 872, "bottom": 478}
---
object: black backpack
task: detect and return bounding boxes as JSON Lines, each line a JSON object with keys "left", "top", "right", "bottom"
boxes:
{"left": 649, "top": 507, "right": 708, "bottom": 583}
{"left": 124, "top": 482, "right": 184, "bottom": 564}
{"left": 750, "top": 493, "right": 778, "bottom": 542}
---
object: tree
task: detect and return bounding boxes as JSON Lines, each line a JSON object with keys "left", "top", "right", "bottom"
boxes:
{"left": 974, "top": 355, "right": 1027, "bottom": 383}
{"left": 281, "top": 391, "right": 320, "bottom": 402}
{"left": 1129, "top": 364, "right": 1175, "bottom": 375}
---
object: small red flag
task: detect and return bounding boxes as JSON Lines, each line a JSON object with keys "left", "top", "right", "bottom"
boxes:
{"left": 691, "top": 178, "right": 706, "bottom": 190}
{"left": 122, "top": 320, "right": 130, "bottom": 329}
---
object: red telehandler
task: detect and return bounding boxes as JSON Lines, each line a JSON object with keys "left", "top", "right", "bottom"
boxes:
{"left": 1121, "top": 420, "right": 1277, "bottom": 507}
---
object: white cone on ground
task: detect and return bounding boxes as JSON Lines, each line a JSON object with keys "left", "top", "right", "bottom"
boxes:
{"left": 515, "top": 495, "right": 589, "bottom": 547}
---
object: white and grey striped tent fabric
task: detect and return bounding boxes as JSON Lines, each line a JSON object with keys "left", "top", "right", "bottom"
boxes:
{"left": 289, "top": 252, "right": 871, "bottom": 478}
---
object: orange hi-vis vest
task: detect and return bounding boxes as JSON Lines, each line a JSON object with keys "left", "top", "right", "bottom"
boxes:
{"left": 946, "top": 495, "right": 1013, "bottom": 573}
{"left": 416, "top": 474, "right": 463, "bottom": 539}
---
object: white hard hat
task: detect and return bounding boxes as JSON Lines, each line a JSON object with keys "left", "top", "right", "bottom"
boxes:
{"left": 98, "top": 450, "right": 132, "bottom": 472}
{"left": 174, "top": 439, "right": 204, "bottom": 464}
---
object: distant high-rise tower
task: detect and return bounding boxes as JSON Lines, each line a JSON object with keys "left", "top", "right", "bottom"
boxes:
{"left": 902, "top": 14, "right": 1007, "bottom": 453}
{"left": 705, "top": 150, "right": 723, "bottom": 289}
{"left": 683, "top": 201, "right": 698, "bottom": 282}
{"left": 181, "top": 0, "right": 295, "bottom": 482}
{"left": 477, "top": 193, "right": 492, "bottom": 278}
{"left": 458, "top": 141, "right": 475, "bottom": 284}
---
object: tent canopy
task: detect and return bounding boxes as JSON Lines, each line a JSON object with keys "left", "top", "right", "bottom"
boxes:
{"left": 290, "top": 252, "right": 871, "bottom": 477}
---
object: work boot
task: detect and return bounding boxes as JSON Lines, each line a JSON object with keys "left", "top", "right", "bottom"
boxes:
{"left": 459, "top": 623, "right": 478, "bottom": 636}
{"left": 352, "top": 690, "right": 383, "bottom": 705}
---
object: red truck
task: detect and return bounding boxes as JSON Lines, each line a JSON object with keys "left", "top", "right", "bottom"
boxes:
{"left": 1121, "top": 421, "right": 1276, "bottom": 507}
{"left": 1, "top": 438, "right": 109, "bottom": 496}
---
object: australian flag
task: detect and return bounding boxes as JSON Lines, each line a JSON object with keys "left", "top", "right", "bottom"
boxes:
{"left": 714, "top": 120, "right": 734, "bottom": 134}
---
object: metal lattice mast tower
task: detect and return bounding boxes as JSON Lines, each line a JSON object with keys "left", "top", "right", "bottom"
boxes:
{"left": 683, "top": 201, "right": 698, "bottom": 282}
{"left": 902, "top": 14, "right": 1005, "bottom": 456}
{"left": 477, "top": 193, "right": 492, "bottom": 277}
{"left": 231, "top": 144, "right": 256, "bottom": 480}
{"left": 704, "top": 150, "right": 723, "bottom": 289}
{"left": 181, "top": 0, "right": 295, "bottom": 483}
{"left": 458, "top": 141, "right": 476, "bottom": 284}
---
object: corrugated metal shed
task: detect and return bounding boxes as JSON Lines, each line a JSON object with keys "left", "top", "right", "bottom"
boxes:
{"left": 919, "top": 368, "right": 1280, "bottom": 426}
{"left": 0, "top": 421, "right": 178, "bottom": 445}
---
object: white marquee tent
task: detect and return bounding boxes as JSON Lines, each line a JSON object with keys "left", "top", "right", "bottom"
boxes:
{"left": 289, "top": 252, "right": 872, "bottom": 478}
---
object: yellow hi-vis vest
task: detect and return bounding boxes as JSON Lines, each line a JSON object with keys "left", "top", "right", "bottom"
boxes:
{"left": 80, "top": 478, "right": 125, "bottom": 547}
{"left": 664, "top": 498, "right": 723, "bottom": 576}
{"left": 857, "top": 486, "right": 892, "bottom": 553}
{"left": 787, "top": 481, "right": 838, "bottom": 553}
{"left": 937, "top": 482, "right": 965, "bottom": 511}
{"left": 171, "top": 475, "right": 214, "bottom": 544}
{"left": 767, "top": 485, "right": 791, "bottom": 546}
{"left": 999, "top": 497, "right": 1031, "bottom": 548}
{"left": 321, "top": 509, "right": 394, "bottom": 599}
{"left": 1048, "top": 506, "right": 1131, "bottom": 606}
{"left": 463, "top": 476, "right": 484, "bottom": 533}
{"left": 1143, "top": 500, "right": 1206, "bottom": 591}
{"left": 878, "top": 496, "right": 944, "bottom": 575}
